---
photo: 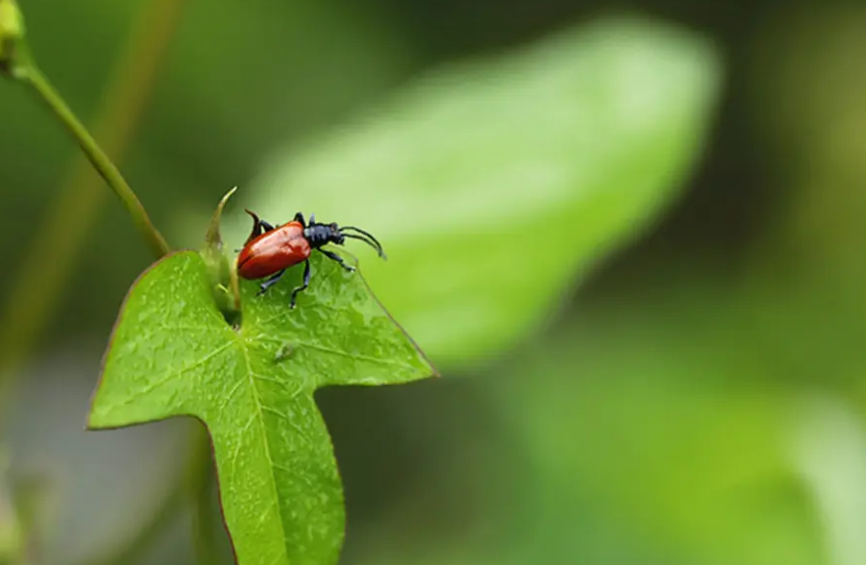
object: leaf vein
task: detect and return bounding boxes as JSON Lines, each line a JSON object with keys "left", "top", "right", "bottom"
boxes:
{"left": 131, "top": 324, "right": 227, "bottom": 347}
{"left": 108, "top": 341, "right": 234, "bottom": 410}
{"left": 251, "top": 372, "right": 306, "bottom": 399}
{"left": 261, "top": 404, "right": 311, "bottom": 445}
{"left": 240, "top": 345, "right": 291, "bottom": 558}
{"left": 272, "top": 462, "right": 315, "bottom": 488}
{"left": 255, "top": 290, "right": 352, "bottom": 327}
{"left": 230, "top": 412, "right": 258, "bottom": 467}
{"left": 251, "top": 334, "right": 415, "bottom": 372}
{"left": 216, "top": 376, "right": 246, "bottom": 415}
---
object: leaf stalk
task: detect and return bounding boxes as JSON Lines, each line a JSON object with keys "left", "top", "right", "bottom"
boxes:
{"left": 20, "top": 65, "right": 171, "bottom": 257}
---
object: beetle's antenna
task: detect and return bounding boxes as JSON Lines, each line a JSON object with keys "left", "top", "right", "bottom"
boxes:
{"left": 341, "top": 226, "right": 384, "bottom": 253}
{"left": 343, "top": 233, "right": 387, "bottom": 259}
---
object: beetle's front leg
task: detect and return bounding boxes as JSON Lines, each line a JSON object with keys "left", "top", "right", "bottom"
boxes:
{"left": 318, "top": 248, "right": 355, "bottom": 273}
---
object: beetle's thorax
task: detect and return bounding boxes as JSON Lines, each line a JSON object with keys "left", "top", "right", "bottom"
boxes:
{"left": 304, "top": 223, "right": 343, "bottom": 248}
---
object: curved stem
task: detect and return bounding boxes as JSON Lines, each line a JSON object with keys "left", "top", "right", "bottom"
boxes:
{"left": 21, "top": 66, "right": 170, "bottom": 258}
{"left": 0, "top": 0, "right": 200, "bottom": 563}
{"left": 0, "top": 0, "right": 182, "bottom": 388}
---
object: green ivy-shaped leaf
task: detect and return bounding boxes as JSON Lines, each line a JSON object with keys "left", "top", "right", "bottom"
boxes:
{"left": 88, "top": 250, "right": 435, "bottom": 565}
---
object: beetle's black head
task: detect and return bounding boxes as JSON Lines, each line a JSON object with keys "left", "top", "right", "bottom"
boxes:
{"left": 303, "top": 222, "right": 339, "bottom": 248}
{"left": 326, "top": 222, "right": 343, "bottom": 244}
{"left": 305, "top": 220, "right": 387, "bottom": 259}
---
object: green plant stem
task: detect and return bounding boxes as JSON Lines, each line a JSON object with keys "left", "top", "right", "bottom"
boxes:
{"left": 0, "top": 0, "right": 210, "bottom": 563}
{"left": 0, "top": 0, "right": 223, "bottom": 560}
{"left": 0, "top": 0, "right": 182, "bottom": 390}
{"left": 22, "top": 66, "right": 170, "bottom": 258}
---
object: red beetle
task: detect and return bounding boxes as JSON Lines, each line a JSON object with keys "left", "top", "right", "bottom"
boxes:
{"left": 237, "top": 209, "right": 386, "bottom": 308}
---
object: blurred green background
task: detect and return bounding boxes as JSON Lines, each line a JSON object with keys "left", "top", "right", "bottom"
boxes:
{"left": 1, "top": 0, "right": 866, "bottom": 564}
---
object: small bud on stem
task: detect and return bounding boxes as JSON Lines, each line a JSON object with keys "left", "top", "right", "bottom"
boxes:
{"left": 0, "top": 0, "right": 170, "bottom": 257}
{"left": 0, "top": 0, "right": 25, "bottom": 77}
{"left": 203, "top": 187, "right": 242, "bottom": 325}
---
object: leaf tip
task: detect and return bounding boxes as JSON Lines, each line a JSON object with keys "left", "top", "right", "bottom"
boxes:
{"left": 353, "top": 264, "right": 441, "bottom": 380}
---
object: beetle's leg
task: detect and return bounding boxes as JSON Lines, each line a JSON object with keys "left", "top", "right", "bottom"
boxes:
{"left": 293, "top": 212, "right": 306, "bottom": 226}
{"left": 289, "top": 259, "right": 312, "bottom": 309}
{"left": 318, "top": 248, "right": 355, "bottom": 272}
{"left": 256, "top": 269, "right": 285, "bottom": 296}
{"left": 243, "top": 209, "right": 277, "bottom": 245}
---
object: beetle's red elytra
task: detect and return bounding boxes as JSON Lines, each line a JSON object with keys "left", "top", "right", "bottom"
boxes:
{"left": 236, "top": 210, "right": 386, "bottom": 308}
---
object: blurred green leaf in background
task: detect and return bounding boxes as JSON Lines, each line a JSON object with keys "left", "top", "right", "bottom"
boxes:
{"left": 215, "top": 16, "right": 721, "bottom": 371}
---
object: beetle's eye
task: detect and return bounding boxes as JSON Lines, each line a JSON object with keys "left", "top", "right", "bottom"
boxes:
{"left": 330, "top": 222, "right": 338, "bottom": 230}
